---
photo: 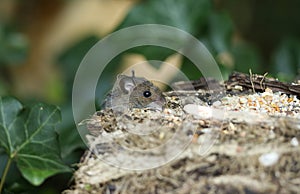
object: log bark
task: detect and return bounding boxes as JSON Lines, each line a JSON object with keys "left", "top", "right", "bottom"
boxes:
{"left": 64, "top": 72, "right": 300, "bottom": 194}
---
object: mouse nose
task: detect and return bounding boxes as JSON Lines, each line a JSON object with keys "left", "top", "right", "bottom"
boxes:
{"left": 146, "top": 100, "right": 165, "bottom": 111}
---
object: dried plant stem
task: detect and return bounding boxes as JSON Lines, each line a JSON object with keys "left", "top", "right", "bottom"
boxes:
{"left": 249, "top": 69, "right": 256, "bottom": 92}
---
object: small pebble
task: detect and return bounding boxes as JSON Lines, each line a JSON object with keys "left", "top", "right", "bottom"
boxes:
{"left": 290, "top": 137, "right": 299, "bottom": 147}
{"left": 268, "top": 130, "right": 276, "bottom": 139}
{"left": 216, "top": 88, "right": 300, "bottom": 117}
{"left": 234, "top": 85, "right": 243, "bottom": 91}
{"left": 239, "top": 97, "right": 247, "bottom": 104}
{"left": 212, "top": 100, "right": 222, "bottom": 107}
{"left": 183, "top": 104, "right": 212, "bottom": 119}
{"left": 259, "top": 152, "right": 280, "bottom": 167}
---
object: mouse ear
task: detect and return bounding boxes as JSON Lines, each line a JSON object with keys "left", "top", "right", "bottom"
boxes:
{"left": 118, "top": 75, "right": 135, "bottom": 94}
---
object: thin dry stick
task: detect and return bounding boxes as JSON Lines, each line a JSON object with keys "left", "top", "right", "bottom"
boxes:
{"left": 260, "top": 72, "right": 268, "bottom": 91}
{"left": 156, "top": 169, "right": 180, "bottom": 187}
{"left": 249, "top": 69, "right": 256, "bottom": 92}
{"left": 119, "top": 178, "right": 130, "bottom": 194}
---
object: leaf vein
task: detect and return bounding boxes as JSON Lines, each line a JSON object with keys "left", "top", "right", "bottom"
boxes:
{"left": 0, "top": 98, "right": 13, "bottom": 155}
{"left": 13, "top": 107, "right": 59, "bottom": 157}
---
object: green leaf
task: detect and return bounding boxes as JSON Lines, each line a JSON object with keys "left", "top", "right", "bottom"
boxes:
{"left": 115, "top": 0, "right": 211, "bottom": 62}
{"left": 0, "top": 97, "right": 23, "bottom": 153}
{"left": 57, "top": 104, "right": 85, "bottom": 161}
{"left": 117, "top": 0, "right": 211, "bottom": 34}
{"left": 57, "top": 36, "right": 110, "bottom": 162}
{"left": 58, "top": 36, "right": 99, "bottom": 98}
{"left": 0, "top": 97, "right": 70, "bottom": 186}
{"left": 272, "top": 38, "right": 300, "bottom": 76}
{"left": 0, "top": 80, "right": 8, "bottom": 96}
{"left": 208, "top": 12, "right": 233, "bottom": 53}
{"left": 0, "top": 25, "right": 28, "bottom": 66}
{"left": 231, "top": 42, "right": 262, "bottom": 73}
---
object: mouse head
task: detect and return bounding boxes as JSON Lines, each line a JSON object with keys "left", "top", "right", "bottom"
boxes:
{"left": 117, "top": 71, "right": 147, "bottom": 94}
{"left": 117, "top": 71, "right": 165, "bottom": 110}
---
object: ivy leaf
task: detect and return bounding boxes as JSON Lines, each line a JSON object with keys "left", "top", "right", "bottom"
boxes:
{"left": 208, "top": 12, "right": 233, "bottom": 53}
{"left": 115, "top": 0, "right": 211, "bottom": 62}
{"left": 0, "top": 25, "right": 28, "bottom": 66}
{"left": 0, "top": 97, "right": 71, "bottom": 186}
{"left": 231, "top": 41, "right": 262, "bottom": 73}
{"left": 272, "top": 38, "right": 300, "bottom": 76}
{"left": 117, "top": 0, "right": 211, "bottom": 34}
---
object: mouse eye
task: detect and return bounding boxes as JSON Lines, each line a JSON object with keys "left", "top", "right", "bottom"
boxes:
{"left": 143, "top": 91, "right": 152, "bottom": 98}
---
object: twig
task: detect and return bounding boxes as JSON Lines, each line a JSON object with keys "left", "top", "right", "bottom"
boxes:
{"left": 249, "top": 69, "right": 256, "bottom": 92}
{"left": 260, "top": 72, "right": 268, "bottom": 91}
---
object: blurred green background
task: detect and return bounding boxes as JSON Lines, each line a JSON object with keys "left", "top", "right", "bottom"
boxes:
{"left": 1, "top": 0, "right": 300, "bottom": 193}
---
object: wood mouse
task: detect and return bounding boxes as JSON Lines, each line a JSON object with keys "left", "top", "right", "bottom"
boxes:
{"left": 104, "top": 71, "right": 166, "bottom": 112}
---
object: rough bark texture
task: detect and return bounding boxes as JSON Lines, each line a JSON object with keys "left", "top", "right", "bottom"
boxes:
{"left": 226, "top": 71, "right": 300, "bottom": 96}
{"left": 64, "top": 72, "right": 300, "bottom": 194}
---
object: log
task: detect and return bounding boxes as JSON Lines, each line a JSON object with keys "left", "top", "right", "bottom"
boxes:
{"left": 64, "top": 72, "right": 300, "bottom": 194}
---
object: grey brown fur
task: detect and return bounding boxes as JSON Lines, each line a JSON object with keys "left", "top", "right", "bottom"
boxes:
{"left": 104, "top": 71, "right": 165, "bottom": 112}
